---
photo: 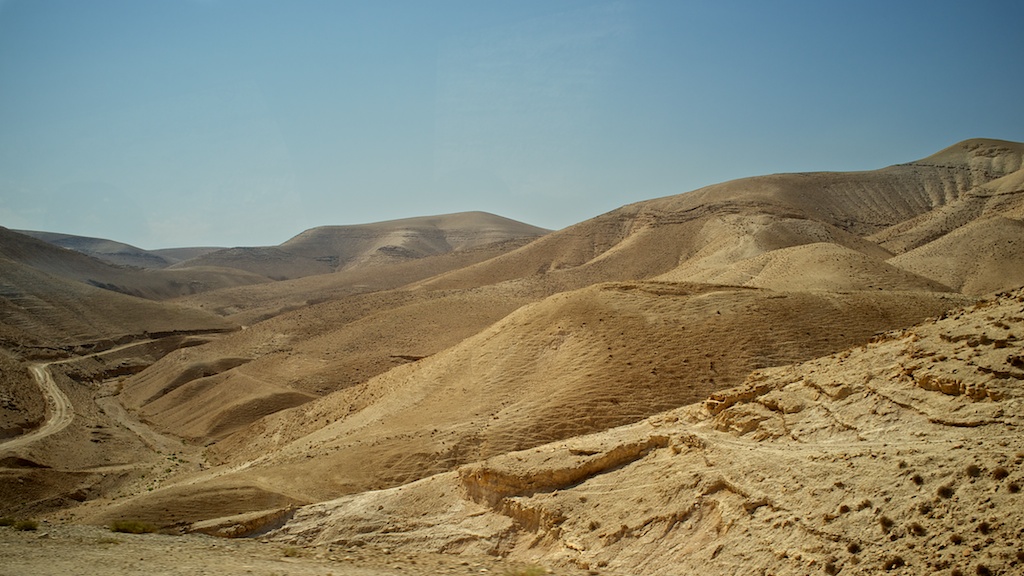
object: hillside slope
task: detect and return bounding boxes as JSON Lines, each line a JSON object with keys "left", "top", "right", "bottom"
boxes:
{"left": 172, "top": 211, "right": 550, "bottom": 280}
{"left": 16, "top": 230, "right": 175, "bottom": 269}
{"left": 0, "top": 257, "right": 236, "bottom": 354}
{"left": 271, "top": 288, "right": 1024, "bottom": 576}
{"left": 13, "top": 139, "right": 1022, "bottom": 542}
{"left": 81, "top": 139, "right": 1024, "bottom": 528}
{"left": 92, "top": 285, "right": 965, "bottom": 527}
{"left": 422, "top": 139, "right": 1024, "bottom": 294}
{"left": 0, "top": 227, "right": 270, "bottom": 300}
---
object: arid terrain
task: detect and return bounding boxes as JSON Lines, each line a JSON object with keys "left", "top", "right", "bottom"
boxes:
{"left": 2, "top": 138, "right": 1023, "bottom": 575}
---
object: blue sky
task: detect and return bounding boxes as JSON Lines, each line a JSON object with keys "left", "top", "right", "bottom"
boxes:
{"left": 1, "top": 0, "right": 1022, "bottom": 248}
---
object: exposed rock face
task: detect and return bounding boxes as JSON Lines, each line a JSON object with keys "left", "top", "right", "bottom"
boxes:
{"left": 271, "top": 288, "right": 1024, "bottom": 576}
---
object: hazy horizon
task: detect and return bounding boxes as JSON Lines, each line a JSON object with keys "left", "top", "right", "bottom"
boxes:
{"left": 2, "top": 0, "right": 1022, "bottom": 249}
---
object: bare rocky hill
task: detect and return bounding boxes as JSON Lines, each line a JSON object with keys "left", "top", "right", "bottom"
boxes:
{"left": 0, "top": 227, "right": 271, "bottom": 300}
{"left": 15, "top": 230, "right": 177, "bottom": 269}
{"left": 1, "top": 138, "right": 1023, "bottom": 576}
{"left": 171, "top": 211, "right": 551, "bottom": 280}
{"left": 73, "top": 138, "right": 1022, "bottom": 528}
{"left": 269, "top": 287, "right": 1024, "bottom": 576}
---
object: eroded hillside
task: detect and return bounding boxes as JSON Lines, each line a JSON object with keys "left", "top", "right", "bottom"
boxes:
{"left": 1, "top": 140, "right": 1023, "bottom": 576}
{"left": 271, "top": 288, "right": 1024, "bottom": 576}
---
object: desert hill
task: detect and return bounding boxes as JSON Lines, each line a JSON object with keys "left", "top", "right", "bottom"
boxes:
{"left": 0, "top": 227, "right": 271, "bottom": 300}
{"left": 0, "top": 257, "right": 236, "bottom": 354}
{"left": 61, "top": 138, "right": 1024, "bottom": 529}
{"left": 269, "top": 287, "right": 1024, "bottom": 576}
{"left": 1, "top": 139, "right": 1023, "bottom": 576}
{"left": 170, "top": 211, "right": 551, "bottom": 280}
{"left": 15, "top": 230, "right": 176, "bottom": 269}
{"left": 170, "top": 235, "right": 542, "bottom": 326}
{"left": 420, "top": 139, "right": 1024, "bottom": 294}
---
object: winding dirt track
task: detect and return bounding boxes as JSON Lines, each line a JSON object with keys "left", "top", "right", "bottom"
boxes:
{"left": 0, "top": 363, "right": 74, "bottom": 452}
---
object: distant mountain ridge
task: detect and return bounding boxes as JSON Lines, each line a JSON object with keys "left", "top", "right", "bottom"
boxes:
{"left": 172, "top": 211, "right": 551, "bottom": 279}
{"left": 19, "top": 211, "right": 551, "bottom": 283}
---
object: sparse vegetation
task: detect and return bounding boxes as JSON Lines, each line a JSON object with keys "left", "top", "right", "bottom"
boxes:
{"left": 110, "top": 520, "right": 158, "bottom": 534}
{"left": 879, "top": 515, "right": 894, "bottom": 532}
{"left": 882, "top": 555, "right": 905, "bottom": 570}
{"left": 966, "top": 464, "right": 982, "bottom": 477}
{"left": 13, "top": 519, "right": 38, "bottom": 531}
{"left": 0, "top": 517, "right": 15, "bottom": 527}
{"left": 909, "top": 521, "right": 926, "bottom": 536}
{"left": 938, "top": 483, "right": 955, "bottom": 498}
{"left": 991, "top": 466, "right": 1009, "bottom": 480}
{"left": 911, "top": 473, "right": 924, "bottom": 485}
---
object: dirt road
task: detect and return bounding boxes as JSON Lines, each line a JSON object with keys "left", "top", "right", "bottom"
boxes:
{"left": 0, "top": 363, "right": 73, "bottom": 452}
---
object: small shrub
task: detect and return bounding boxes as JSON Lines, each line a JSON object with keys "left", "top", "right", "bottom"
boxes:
{"left": 912, "top": 474, "right": 924, "bottom": 485}
{"left": 950, "top": 533, "right": 964, "bottom": 545}
{"left": 1008, "top": 482, "right": 1020, "bottom": 493}
{"left": 938, "top": 483, "right": 955, "bottom": 498}
{"left": 991, "top": 467, "right": 1009, "bottom": 480}
{"left": 824, "top": 561, "right": 839, "bottom": 575}
{"left": 847, "top": 542, "right": 861, "bottom": 554}
{"left": 976, "top": 564, "right": 992, "bottom": 576}
{"left": 966, "top": 464, "right": 982, "bottom": 478}
{"left": 13, "top": 519, "right": 38, "bottom": 531}
{"left": 109, "top": 520, "right": 158, "bottom": 534}
{"left": 909, "top": 521, "right": 927, "bottom": 536}
{"left": 977, "top": 521, "right": 991, "bottom": 535}
{"left": 883, "top": 555, "right": 905, "bottom": 570}
{"left": 879, "top": 515, "right": 895, "bottom": 532}
{"left": 838, "top": 504, "right": 850, "bottom": 514}
{"left": 918, "top": 502, "right": 932, "bottom": 515}
{"left": 0, "top": 517, "right": 15, "bottom": 527}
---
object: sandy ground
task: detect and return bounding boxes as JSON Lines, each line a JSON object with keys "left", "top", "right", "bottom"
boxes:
{"left": 0, "top": 523, "right": 573, "bottom": 576}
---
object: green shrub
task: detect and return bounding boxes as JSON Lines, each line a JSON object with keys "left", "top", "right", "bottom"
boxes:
{"left": 13, "top": 519, "right": 38, "bottom": 531}
{"left": 109, "top": 520, "right": 158, "bottom": 534}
